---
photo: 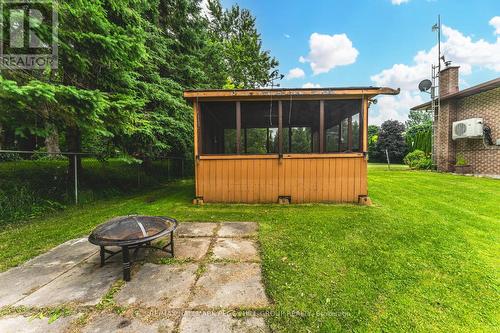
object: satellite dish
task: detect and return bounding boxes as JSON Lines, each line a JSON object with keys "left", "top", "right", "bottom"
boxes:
{"left": 418, "top": 79, "right": 432, "bottom": 92}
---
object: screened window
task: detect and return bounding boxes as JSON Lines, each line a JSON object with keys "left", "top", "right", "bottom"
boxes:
{"left": 325, "top": 100, "right": 362, "bottom": 152}
{"left": 282, "top": 100, "right": 320, "bottom": 153}
{"left": 199, "top": 99, "right": 362, "bottom": 155}
{"left": 241, "top": 101, "right": 279, "bottom": 154}
{"left": 200, "top": 102, "right": 236, "bottom": 154}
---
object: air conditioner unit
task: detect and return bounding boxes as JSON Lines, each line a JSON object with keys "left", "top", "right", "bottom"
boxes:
{"left": 452, "top": 118, "right": 483, "bottom": 140}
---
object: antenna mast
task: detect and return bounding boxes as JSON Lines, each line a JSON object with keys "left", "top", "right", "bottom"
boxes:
{"left": 430, "top": 14, "right": 441, "bottom": 169}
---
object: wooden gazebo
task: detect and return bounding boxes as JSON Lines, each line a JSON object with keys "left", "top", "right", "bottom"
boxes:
{"left": 184, "top": 87, "right": 399, "bottom": 204}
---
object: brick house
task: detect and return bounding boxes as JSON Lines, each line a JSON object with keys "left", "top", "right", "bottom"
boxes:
{"left": 411, "top": 67, "right": 500, "bottom": 176}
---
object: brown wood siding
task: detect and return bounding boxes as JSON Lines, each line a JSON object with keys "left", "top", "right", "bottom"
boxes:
{"left": 195, "top": 155, "right": 367, "bottom": 203}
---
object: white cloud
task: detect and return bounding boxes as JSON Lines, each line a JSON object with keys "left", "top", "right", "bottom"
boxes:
{"left": 489, "top": 16, "right": 500, "bottom": 35}
{"left": 284, "top": 33, "right": 291, "bottom": 39}
{"left": 302, "top": 82, "right": 321, "bottom": 88}
{"left": 287, "top": 68, "right": 306, "bottom": 80}
{"left": 391, "top": 0, "right": 410, "bottom": 5}
{"left": 371, "top": 24, "right": 500, "bottom": 91}
{"left": 370, "top": 91, "right": 423, "bottom": 125}
{"left": 370, "top": 20, "right": 500, "bottom": 125}
{"left": 300, "top": 33, "right": 359, "bottom": 75}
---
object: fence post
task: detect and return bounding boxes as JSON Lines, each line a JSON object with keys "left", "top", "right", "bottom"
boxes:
{"left": 137, "top": 163, "right": 141, "bottom": 187}
{"left": 167, "top": 159, "right": 170, "bottom": 180}
{"left": 385, "top": 149, "right": 391, "bottom": 170}
{"left": 73, "top": 154, "right": 78, "bottom": 204}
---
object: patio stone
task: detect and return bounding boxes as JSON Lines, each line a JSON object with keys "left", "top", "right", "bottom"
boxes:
{"left": 176, "top": 222, "right": 217, "bottom": 237}
{"left": 115, "top": 263, "right": 198, "bottom": 308}
{"left": 17, "top": 259, "right": 121, "bottom": 307}
{"left": 0, "top": 238, "right": 97, "bottom": 307}
{"left": 174, "top": 237, "right": 211, "bottom": 260}
{"left": 0, "top": 314, "right": 75, "bottom": 333}
{"left": 82, "top": 313, "right": 175, "bottom": 333}
{"left": 189, "top": 263, "right": 268, "bottom": 308}
{"left": 179, "top": 311, "right": 268, "bottom": 333}
{"left": 217, "top": 222, "right": 258, "bottom": 238}
{"left": 212, "top": 239, "right": 259, "bottom": 261}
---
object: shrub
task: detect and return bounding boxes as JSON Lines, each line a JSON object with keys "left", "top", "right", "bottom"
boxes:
{"left": 417, "top": 156, "right": 433, "bottom": 170}
{"left": 404, "top": 150, "right": 432, "bottom": 170}
{"left": 0, "top": 152, "right": 22, "bottom": 162}
{"left": 455, "top": 153, "right": 468, "bottom": 166}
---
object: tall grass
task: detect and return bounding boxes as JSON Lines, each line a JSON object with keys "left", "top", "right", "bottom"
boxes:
{"left": 0, "top": 158, "right": 191, "bottom": 226}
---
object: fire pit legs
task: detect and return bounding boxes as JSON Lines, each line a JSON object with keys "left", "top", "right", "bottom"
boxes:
{"left": 88, "top": 215, "right": 178, "bottom": 282}
{"left": 100, "top": 246, "right": 105, "bottom": 267}
{"left": 170, "top": 232, "right": 175, "bottom": 257}
{"left": 122, "top": 246, "right": 131, "bottom": 281}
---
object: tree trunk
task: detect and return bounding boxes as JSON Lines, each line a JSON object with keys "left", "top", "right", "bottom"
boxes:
{"left": 44, "top": 123, "right": 61, "bottom": 155}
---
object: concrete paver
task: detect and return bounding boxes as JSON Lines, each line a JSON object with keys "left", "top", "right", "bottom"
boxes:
{"left": 115, "top": 263, "right": 198, "bottom": 308}
{"left": 189, "top": 263, "right": 268, "bottom": 308}
{"left": 212, "top": 238, "right": 259, "bottom": 261}
{"left": 176, "top": 223, "right": 217, "bottom": 237}
{"left": 17, "top": 260, "right": 120, "bottom": 307}
{"left": 0, "top": 238, "right": 97, "bottom": 307}
{"left": 173, "top": 237, "right": 211, "bottom": 260}
{"left": 1, "top": 222, "right": 268, "bottom": 332}
{"left": 218, "top": 222, "right": 258, "bottom": 238}
{"left": 179, "top": 311, "right": 268, "bottom": 333}
{"left": 82, "top": 313, "right": 175, "bottom": 333}
{"left": 0, "top": 315, "right": 76, "bottom": 333}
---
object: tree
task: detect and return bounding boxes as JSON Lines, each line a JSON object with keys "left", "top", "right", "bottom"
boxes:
{"left": 405, "top": 110, "right": 432, "bottom": 155}
{"left": 375, "top": 120, "right": 407, "bottom": 164}
{"left": 0, "top": 0, "right": 280, "bottom": 168}
{"left": 368, "top": 125, "right": 379, "bottom": 160}
{"left": 206, "top": 0, "right": 280, "bottom": 88}
{"left": 406, "top": 109, "right": 432, "bottom": 128}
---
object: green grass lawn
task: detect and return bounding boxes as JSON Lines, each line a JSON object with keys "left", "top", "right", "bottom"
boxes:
{"left": 0, "top": 164, "right": 498, "bottom": 332}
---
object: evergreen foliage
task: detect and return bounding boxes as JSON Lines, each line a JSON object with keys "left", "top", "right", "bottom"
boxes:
{"left": 0, "top": 0, "right": 280, "bottom": 163}
{"left": 405, "top": 109, "right": 432, "bottom": 155}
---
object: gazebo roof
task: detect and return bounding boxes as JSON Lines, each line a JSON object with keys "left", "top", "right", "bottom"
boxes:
{"left": 184, "top": 86, "right": 400, "bottom": 100}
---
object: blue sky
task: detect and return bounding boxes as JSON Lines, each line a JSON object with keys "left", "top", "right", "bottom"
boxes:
{"left": 217, "top": 0, "right": 500, "bottom": 124}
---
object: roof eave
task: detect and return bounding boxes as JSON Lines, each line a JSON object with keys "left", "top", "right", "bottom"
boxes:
{"left": 410, "top": 101, "right": 432, "bottom": 111}
{"left": 410, "top": 77, "right": 500, "bottom": 110}
{"left": 184, "top": 87, "right": 400, "bottom": 99}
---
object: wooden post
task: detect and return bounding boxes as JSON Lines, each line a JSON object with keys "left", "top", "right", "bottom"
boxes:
{"left": 319, "top": 100, "right": 325, "bottom": 153}
{"left": 348, "top": 116, "right": 353, "bottom": 152}
{"left": 338, "top": 119, "right": 343, "bottom": 152}
{"left": 236, "top": 101, "right": 241, "bottom": 154}
{"left": 193, "top": 101, "right": 199, "bottom": 197}
{"left": 278, "top": 101, "right": 283, "bottom": 157}
{"left": 362, "top": 98, "right": 368, "bottom": 153}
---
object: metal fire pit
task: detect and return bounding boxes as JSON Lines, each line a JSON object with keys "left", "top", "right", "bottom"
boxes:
{"left": 88, "top": 215, "right": 177, "bottom": 281}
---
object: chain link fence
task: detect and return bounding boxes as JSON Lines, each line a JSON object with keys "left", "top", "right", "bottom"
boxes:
{"left": 0, "top": 150, "right": 193, "bottom": 225}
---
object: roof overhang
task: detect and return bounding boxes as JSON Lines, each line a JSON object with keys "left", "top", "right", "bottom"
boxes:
{"left": 411, "top": 77, "right": 500, "bottom": 111}
{"left": 184, "top": 87, "right": 400, "bottom": 100}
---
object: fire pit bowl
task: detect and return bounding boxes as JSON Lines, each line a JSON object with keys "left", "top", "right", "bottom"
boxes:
{"left": 89, "top": 215, "right": 177, "bottom": 281}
